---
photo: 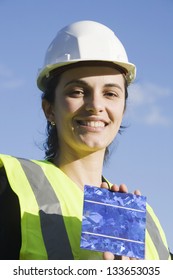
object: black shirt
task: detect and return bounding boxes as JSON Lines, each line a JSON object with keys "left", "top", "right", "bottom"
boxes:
{"left": 0, "top": 167, "right": 21, "bottom": 259}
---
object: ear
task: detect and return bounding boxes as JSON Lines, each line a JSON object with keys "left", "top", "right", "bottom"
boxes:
{"left": 42, "top": 99, "right": 55, "bottom": 123}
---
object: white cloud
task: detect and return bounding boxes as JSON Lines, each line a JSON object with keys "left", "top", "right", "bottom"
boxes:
{"left": 128, "top": 82, "right": 171, "bottom": 106}
{"left": 0, "top": 64, "right": 25, "bottom": 91}
{"left": 1, "top": 79, "right": 25, "bottom": 89}
{"left": 144, "top": 106, "right": 171, "bottom": 126}
{"left": 126, "top": 82, "right": 172, "bottom": 126}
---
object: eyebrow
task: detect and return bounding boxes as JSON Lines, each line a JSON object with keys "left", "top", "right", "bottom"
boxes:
{"left": 64, "top": 80, "right": 123, "bottom": 91}
{"left": 64, "top": 80, "right": 89, "bottom": 88}
{"left": 103, "top": 83, "right": 124, "bottom": 92}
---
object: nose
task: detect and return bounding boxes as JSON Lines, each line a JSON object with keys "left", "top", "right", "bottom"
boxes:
{"left": 85, "top": 93, "right": 104, "bottom": 114}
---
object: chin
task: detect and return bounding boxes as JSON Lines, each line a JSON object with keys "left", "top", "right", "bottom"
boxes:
{"left": 79, "top": 141, "right": 108, "bottom": 152}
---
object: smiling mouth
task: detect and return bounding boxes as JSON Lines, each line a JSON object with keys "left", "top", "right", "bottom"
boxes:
{"left": 76, "top": 120, "right": 107, "bottom": 128}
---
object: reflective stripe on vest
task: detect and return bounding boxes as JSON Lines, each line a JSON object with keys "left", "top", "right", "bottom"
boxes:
{"left": 18, "top": 158, "right": 74, "bottom": 260}
{"left": 146, "top": 210, "right": 169, "bottom": 260}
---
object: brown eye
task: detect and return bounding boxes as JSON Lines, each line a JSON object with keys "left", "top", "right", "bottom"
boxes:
{"left": 104, "top": 91, "right": 119, "bottom": 98}
{"left": 73, "top": 90, "right": 84, "bottom": 96}
{"left": 68, "top": 89, "right": 84, "bottom": 97}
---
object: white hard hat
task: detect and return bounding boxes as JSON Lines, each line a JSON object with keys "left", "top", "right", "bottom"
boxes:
{"left": 37, "top": 20, "right": 136, "bottom": 91}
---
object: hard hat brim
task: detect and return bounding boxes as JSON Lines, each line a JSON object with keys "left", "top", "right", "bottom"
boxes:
{"left": 37, "top": 60, "right": 136, "bottom": 91}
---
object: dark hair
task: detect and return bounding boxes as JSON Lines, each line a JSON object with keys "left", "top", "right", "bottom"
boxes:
{"left": 42, "top": 68, "right": 129, "bottom": 162}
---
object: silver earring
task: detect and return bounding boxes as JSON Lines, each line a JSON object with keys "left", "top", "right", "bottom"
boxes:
{"left": 50, "top": 121, "right": 55, "bottom": 126}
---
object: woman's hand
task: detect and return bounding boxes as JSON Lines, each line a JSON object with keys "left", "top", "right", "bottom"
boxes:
{"left": 100, "top": 182, "right": 141, "bottom": 260}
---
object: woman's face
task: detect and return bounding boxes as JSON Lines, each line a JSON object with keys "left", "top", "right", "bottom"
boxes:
{"left": 51, "top": 66, "right": 126, "bottom": 156}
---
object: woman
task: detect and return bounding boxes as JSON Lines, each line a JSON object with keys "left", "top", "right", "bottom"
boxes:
{"left": 0, "top": 20, "right": 171, "bottom": 260}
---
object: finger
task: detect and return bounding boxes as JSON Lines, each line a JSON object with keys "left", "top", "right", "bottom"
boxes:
{"left": 103, "top": 252, "right": 115, "bottom": 260}
{"left": 121, "top": 256, "right": 130, "bottom": 260}
{"left": 100, "top": 182, "right": 110, "bottom": 189}
{"left": 119, "top": 183, "right": 128, "bottom": 193}
{"left": 134, "top": 189, "right": 141, "bottom": 195}
{"left": 110, "top": 184, "right": 119, "bottom": 192}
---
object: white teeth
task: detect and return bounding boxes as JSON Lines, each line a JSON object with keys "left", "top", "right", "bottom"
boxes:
{"left": 79, "top": 121, "right": 105, "bottom": 127}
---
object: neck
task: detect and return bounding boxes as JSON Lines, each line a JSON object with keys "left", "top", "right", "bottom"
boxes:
{"left": 53, "top": 148, "right": 105, "bottom": 190}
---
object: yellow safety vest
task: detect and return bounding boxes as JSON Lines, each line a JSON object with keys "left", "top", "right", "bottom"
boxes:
{"left": 0, "top": 154, "right": 170, "bottom": 260}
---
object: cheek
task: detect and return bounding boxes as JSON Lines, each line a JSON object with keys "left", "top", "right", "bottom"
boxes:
{"left": 60, "top": 97, "right": 83, "bottom": 114}
{"left": 65, "top": 101, "right": 78, "bottom": 114}
{"left": 109, "top": 102, "right": 125, "bottom": 122}
{"left": 54, "top": 99, "right": 80, "bottom": 128}
{"left": 53, "top": 101, "right": 72, "bottom": 122}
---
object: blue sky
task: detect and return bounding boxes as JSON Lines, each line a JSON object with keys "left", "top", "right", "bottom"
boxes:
{"left": 0, "top": 0, "right": 173, "bottom": 252}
